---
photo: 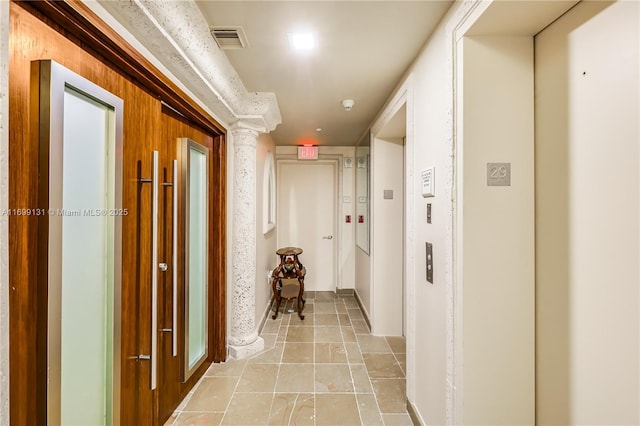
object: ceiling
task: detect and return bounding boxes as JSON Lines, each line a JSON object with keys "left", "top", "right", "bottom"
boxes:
{"left": 195, "top": 1, "right": 453, "bottom": 146}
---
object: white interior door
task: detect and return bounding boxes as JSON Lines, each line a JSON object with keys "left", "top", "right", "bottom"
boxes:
{"left": 277, "top": 162, "right": 336, "bottom": 292}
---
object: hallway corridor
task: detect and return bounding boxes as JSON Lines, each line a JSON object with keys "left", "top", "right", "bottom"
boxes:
{"left": 164, "top": 292, "right": 410, "bottom": 425}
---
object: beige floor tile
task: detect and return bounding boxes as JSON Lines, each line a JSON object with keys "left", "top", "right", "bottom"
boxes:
{"left": 176, "top": 392, "right": 193, "bottom": 411}
{"left": 357, "top": 394, "right": 384, "bottom": 425}
{"left": 299, "top": 302, "right": 314, "bottom": 313}
{"left": 315, "top": 313, "right": 339, "bottom": 326}
{"left": 275, "top": 364, "right": 315, "bottom": 392}
{"left": 363, "top": 353, "right": 405, "bottom": 379}
{"left": 347, "top": 308, "right": 364, "bottom": 319}
{"left": 341, "top": 326, "right": 357, "bottom": 343}
{"left": 344, "top": 342, "right": 364, "bottom": 364}
{"left": 313, "top": 303, "right": 337, "bottom": 314}
{"left": 277, "top": 326, "right": 288, "bottom": 342}
{"left": 183, "top": 377, "right": 239, "bottom": 412}
{"left": 356, "top": 335, "right": 392, "bottom": 353}
{"left": 395, "top": 352, "right": 406, "bottom": 374}
{"left": 236, "top": 363, "right": 279, "bottom": 392}
{"left": 289, "top": 313, "right": 313, "bottom": 326}
{"left": 315, "top": 394, "right": 361, "bottom": 425}
{"left": 262, "top": 319, "right": 282, "bottom": 334}
{"left": 169, "top": 292, "right": 410, "bottom": 425}
{"left": 315, "top": 326, "right": 343, "bottom": 343}
{"left": 382, "top": 413, "right": 414, "bottom": 425}
{"left": 175, "top": 412, "right": 224, "bottom": 426}
{"left": 221, "top": 393, "right": 273, "bottom": 425}
{"left": 279, "top": 311, "right": 291, "bottom": 326}
{"left": 314, "top": 292, "right": 337, "bottom": 301}
{"left": 269, "top": 393, "right": 315, "bottom": 426}
{"left": 350, "top": 364, "right": 374, "bottom": 394}
{"left": 315, "top": 342, "right": 347, "bottom": 363}
{"left": 263, "top": 333, "right": 277, "bottom": 350}
{"left": 163, "top": 412, "right": 178, "bottom": 426}
{"left": 337, "top": 313, "right": 352, "bottom": 326}
{"left": 315, "top": 364, "right": 353, "bottom": 393}
{"left": 343, "top": 298, "right": 359, "bottom": 309}
{"left": 249, "top": 343, "right": 284, "bottom": 364}
{"left": 385, "top": 336, "right": 406, "bottom": 354}
{"left": 282, "top": 342, "right": 314, "bottom": 363}
{"left": 206, "top": 359, "right": 247, "bottom": 377}
{"left": 371, "top": 378, "right": 407, "bottom": 413}
{"left": 351, "top": 319, "right": 370, "bottom": 334}
{"left": 286, "top": 326, "right": 315, "bottom": 342}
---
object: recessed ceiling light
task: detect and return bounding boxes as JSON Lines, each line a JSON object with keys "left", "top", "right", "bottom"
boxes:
{"left": 315, "top": 128, "right": 322, "bottom": 132}
{"left": 288, "top": 32, "right": 316, "bottom": 51}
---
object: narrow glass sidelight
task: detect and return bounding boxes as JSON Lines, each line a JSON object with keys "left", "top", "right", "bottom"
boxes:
{"left": 35, "top": 60, "right": 123, "bottom": 425}
{"left": 179, "top": 138, "right": 210, "bottom": 381}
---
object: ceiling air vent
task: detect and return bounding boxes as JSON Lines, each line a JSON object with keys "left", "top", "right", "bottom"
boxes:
{"left": 210, "top": 26, "right": 249, "bottom": 49}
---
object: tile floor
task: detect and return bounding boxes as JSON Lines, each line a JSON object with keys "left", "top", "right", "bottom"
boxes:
{"left": 164, "top": 292, "right": 412, "bottom": 426}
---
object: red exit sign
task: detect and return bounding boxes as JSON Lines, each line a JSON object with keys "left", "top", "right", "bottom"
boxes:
{"left": 297, "top": 146, "right": 318, "bottom": 160}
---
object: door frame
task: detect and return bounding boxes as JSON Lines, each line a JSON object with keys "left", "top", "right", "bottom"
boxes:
{"left": 275, "top": 156, "right": 343, "bottom": 292}
{"left": 369, "top": 75, "right": 415, "bottom": 389}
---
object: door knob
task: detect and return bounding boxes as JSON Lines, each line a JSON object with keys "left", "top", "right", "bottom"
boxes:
{"left": 323, "top": 235, "right": 333, "bottom": 240}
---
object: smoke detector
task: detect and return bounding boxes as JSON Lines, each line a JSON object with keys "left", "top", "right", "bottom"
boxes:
{"left": 341, "top": 99, "right": 355, "bottom": 111}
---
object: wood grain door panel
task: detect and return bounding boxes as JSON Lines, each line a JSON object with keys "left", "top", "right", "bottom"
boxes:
{"left": 8, "top": 2, "right": 226, "bottom": 425}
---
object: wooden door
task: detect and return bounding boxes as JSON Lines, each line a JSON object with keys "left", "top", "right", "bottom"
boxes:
{"left": 156, "top": 107, "right": 229, "bottom": 424}
{"left": 8, "top": 3, "right": 227, "bottom": 424}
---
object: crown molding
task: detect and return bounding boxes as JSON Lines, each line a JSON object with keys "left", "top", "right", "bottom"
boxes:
{"left": 97, "top": 0, "right": 282, "bottom": 133}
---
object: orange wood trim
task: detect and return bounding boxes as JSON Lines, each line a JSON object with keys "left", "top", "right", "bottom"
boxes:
{"left": 16, "top": 0, "right": 225, "bottom": 137}
{"left": 211, "top": 134, "right": 227, "bottom": 362}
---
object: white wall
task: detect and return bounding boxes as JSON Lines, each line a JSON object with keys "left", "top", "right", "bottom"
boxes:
{"left": 275, "top": 146, "right": 356, "bottom": 292}
{"left": 366, "top": 3, "right": 467, "bottom": 423}
{"left": 255, "top": 134, "right": 278, "bottom": 324}
{"left": 0, "top": 1, "right": 9, "bottom": 423}
{"left": 367, "top": 1, "right": 556, "bottom": 423}
{"left": 535, "top": 1, "right": 640, "bottom": 424}
{"left": 402, "top": 22, "right": 452, "bottom": 424}
{"left": 459, "top": 35, "right": 535, "bottom": 425}
{"left": 371, "top": 136, "right": 404, "bottom": 336}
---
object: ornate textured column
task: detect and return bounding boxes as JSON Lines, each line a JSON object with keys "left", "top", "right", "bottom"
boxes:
{"left": 228, "top": 123, "right": 264, "bottom": 358}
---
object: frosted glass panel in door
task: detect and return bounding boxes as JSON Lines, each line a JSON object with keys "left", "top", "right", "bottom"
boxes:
{"left": 188, "top": 147, "right": 207, "bottom": 369}
{"left": 60, "top": 87, "right": 113, "bottom": 425}
{"left": 181, "top": 138, "right": 209, "bottom": 381}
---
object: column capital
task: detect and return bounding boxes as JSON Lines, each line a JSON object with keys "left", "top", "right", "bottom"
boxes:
{"left": 230, "top": 120, "right": 262, "bottom": 138}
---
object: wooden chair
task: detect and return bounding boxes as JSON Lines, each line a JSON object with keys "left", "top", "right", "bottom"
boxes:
{"left": 270, "top": 247, "right": 306, "bottom": 320}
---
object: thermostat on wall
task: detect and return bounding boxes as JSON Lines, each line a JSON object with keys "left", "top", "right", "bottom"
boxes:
{"left": 421, "top": 167, "right": 435, "bottom": 198}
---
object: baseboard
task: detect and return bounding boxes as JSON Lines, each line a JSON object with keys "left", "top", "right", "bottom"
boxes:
{"left": 258, "top": 298, "right": 272, "bottom": 335}
{"left": 353, "top": 290, "right": 372, "bottom": 331}
{"left": 407, "top": 399, "right": 422, "bottom": 426}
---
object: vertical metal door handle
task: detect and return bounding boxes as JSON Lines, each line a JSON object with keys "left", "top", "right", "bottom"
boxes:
{"left": 172, "top": 159, "right": 178, "bottom": 357}
{"left": 150, "top": 150, "right": 158, "bottom": 391}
